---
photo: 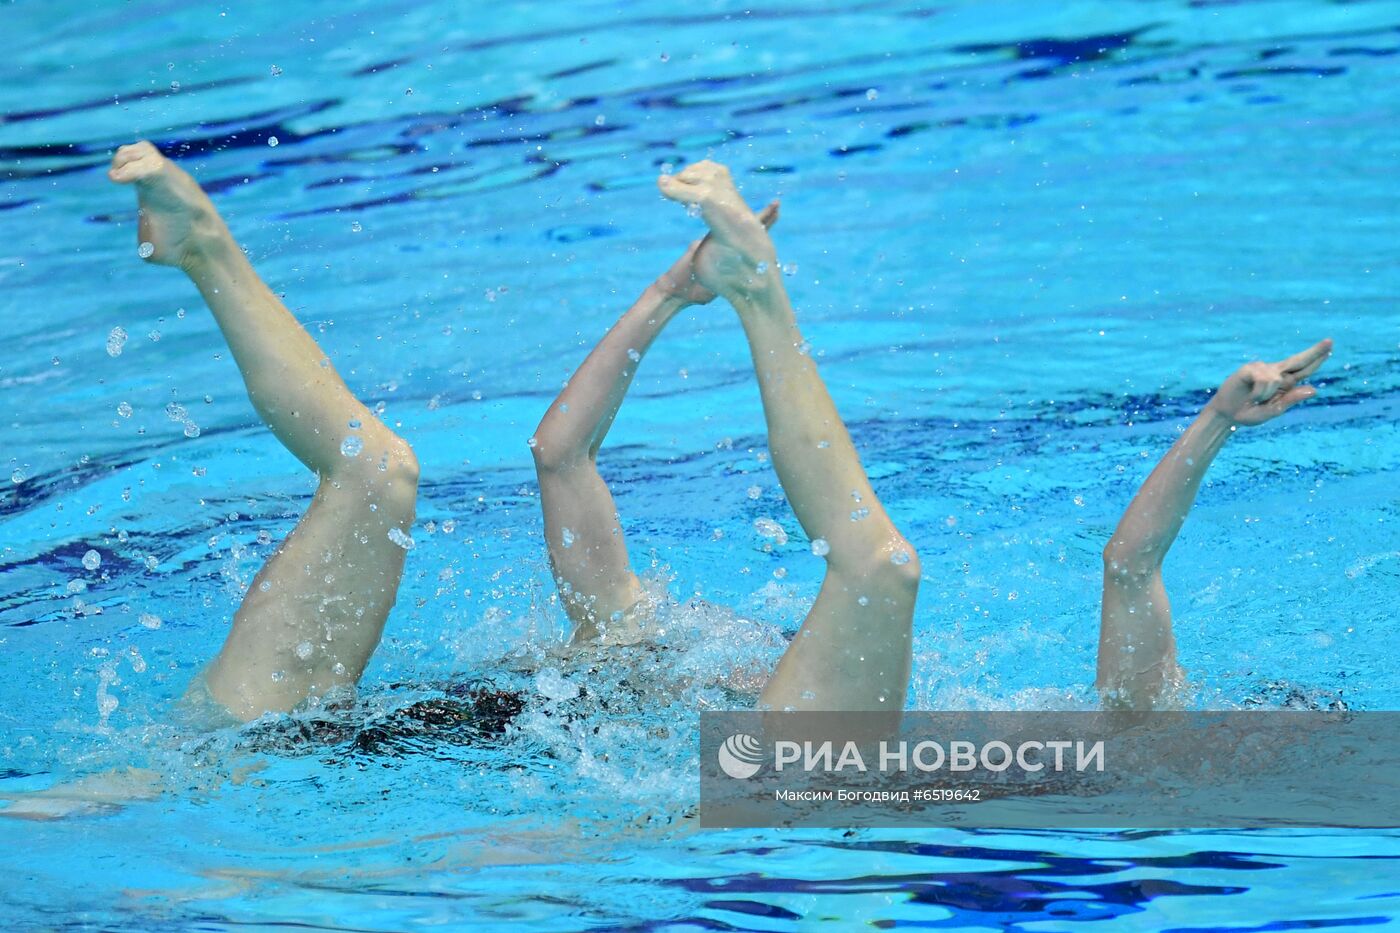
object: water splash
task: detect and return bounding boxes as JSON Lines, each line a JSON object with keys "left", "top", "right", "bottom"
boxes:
{"left": 105, "top": 326, "right": 128, "bottom": 357}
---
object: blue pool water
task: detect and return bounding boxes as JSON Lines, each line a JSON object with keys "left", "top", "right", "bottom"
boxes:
{"left": 3, "top": 0, "right": 1399, "bottom": 927}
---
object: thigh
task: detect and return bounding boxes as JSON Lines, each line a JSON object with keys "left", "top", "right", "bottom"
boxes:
{"left": 759, "top": 563, "right": 918, "bottom": 713}
{"left": 204, "top": 471, "right": 416, "bottom": 719}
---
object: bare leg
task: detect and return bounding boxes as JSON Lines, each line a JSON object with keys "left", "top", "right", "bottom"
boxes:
{"left": 531, "top": 206, "right": 778, "bottom": 642}
{"left": 659, "top": 162, "right": 920, "bottom": 712}
{"left": 1099, "top": 339, "right": 1331, "bottom": 708}
{"left": 109, "top": 142, "right": 420, "bottom": 721}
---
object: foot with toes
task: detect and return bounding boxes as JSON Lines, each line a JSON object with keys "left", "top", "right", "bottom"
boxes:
{"left": 108, "top": 141, "right": 228, "bottom": 271}
{"left": 657, "top": 161, "right": 780, "bottom": 303}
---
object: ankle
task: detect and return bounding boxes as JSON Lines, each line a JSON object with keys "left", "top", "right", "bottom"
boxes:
{"left": 641, "top": 282, "right": 692, "bottom": 317}
{"left": 727, "top": 272, "right": 789, "bottom": 320}
{"left": 179, "top": 218, "right": 238, "bottom": 278}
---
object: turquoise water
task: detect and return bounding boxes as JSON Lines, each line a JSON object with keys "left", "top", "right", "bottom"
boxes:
{"left": 3, "top": 0, "right": 1399, "bottom": 928}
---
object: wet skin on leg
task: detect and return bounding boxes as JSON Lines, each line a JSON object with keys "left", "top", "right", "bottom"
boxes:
{"left": 109, "top": 141, "right": 420, "bottom": 721}
{"left": 530, "top": 203, "right": 778, "bottom": 643}
{"left": 1098, "top": 339, "right": 1331, "bottom": 708}
{"left": 658, "top": 161, "right": 921, "bottom": 713}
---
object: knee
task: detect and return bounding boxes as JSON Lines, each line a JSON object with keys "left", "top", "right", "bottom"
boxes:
{"left": 843, "top": 533, "right": 921, "bottom": 596}
{"left": 340, "top": 434, "right": 419, "bottom": 513}
{"left": 1101, "top": 543, "right": 1158, "bottom": 584}
{"left": 880, "top": 537, "right": 922, "bottom": 593}
{"left": 380, "top": 437, "right": 420, "bottom": 504}
{"left": 529, "top": 435, "right": 587, "bottom": 475}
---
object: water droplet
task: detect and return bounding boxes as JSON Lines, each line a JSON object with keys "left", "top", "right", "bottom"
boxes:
{"left": 270, "top": 670, "right": 285, "bottom": 682}
{"left": 333, "top": 662, "right": 347, "bottom": 676}
{"left": 117, "top": 401, "right": 133, "bottom": 418}
{"left": 594, "top": 114, "right": 606, "bottom": 126}
{"left": 387, "top": 527, "right": 415, "bottom": 550}
{"left": 348, "top": 418, "right": 362, "bottom": 430}
{"left": 755, "top": 261, "right": 769, "bottom": 274}
{"left": 817, "top": 440, "right": 830, "bottom": 449}
{"left": 753, "top": 517, "right": 788, "bottom": 545}
{"left": 350, "top": 221, "right": 363, "bottom": 233}
{"left": 270, "top": 64, "right": 283, "bottom": 77}
{"left": 782, "top": 263, "right": 799, "bottom": 276}
{"left": 686, "top": 203, "right": 702, "bottom": 219}
{"left": 267, "top": 136, "right": 279, "bottom": 148}
{"left": 82, "top": 549, "right": 102, "bottom": 571}
{"left": 183, "top": 422, "right": 200, "bottom": 438}
{"left": 260, "top": 580, "right": 272, "bottom": 592}
{"left": 626, "top": 348, "right": 641, "bottom": 362}
{"left": 857, "top": 596, "right": 870, "bottom": 607}
{"left": 170, "top": 81, "right": 181, "bottom": 91}
{"left": 106, "top": 326, "right": 129, "bottom": 357}
{"left": 561, "top": 527, "right": 575, "bottom": 549}
{"left": 866, "top": 88, "right": 879, "bottom": 101}
{"left": 143, "top": 555, "right": 158, "bottom": 571}
{"left": 340, "top": 435, "right": 364, "bottom": 457}
{"left": 659, "top": 52, "right": 670, "bottom": 62}
{"left": 441, "top": 520, "right": 456, "bottom": 534}
{"left": 526, "top": 436, "right": 538, "bottom": 448}
{"left": 890, "top": 549, "right": 911, "bottom": 566}
{"left": 137, "top": 242, "right": 155, "bottom": 259}
{"left": 810, "top": 538, "right": 830, "bottom": 557}
{"left": 747, "top": 485, "right": 762, "bottom": 500}
{"left": 11, "top": 468, "right": 27, "bottom": 484}
{"left": 295, "top": 641, "right": 314, "bottom": 660}
{"left": 850, "top": 508, "right": 870, "bottom": 522}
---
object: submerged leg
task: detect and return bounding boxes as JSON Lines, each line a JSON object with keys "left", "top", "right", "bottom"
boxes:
{"left": 659, "top": 161, "right": 920, "bottom": 712}
{"left": 109, "top": 141, "right": 420, "bottom": 721}
{"left": 531, "top": 206, "right": 777, "bottom": 642}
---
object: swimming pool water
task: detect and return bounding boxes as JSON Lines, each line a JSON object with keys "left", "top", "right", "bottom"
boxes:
{"left": 2, "top": 0, "right": 1399, "bottom": 928}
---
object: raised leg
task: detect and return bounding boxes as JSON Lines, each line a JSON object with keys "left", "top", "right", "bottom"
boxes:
{"left": 530, "top": 205, "right": 777, "bottom": 642}
{"left": 109, "top": 141, "right": 420, "bottom": 721}
{"left": 1099, "top": 339, "right": 1331, "bottom": 708}
{"left": 659, "top": 162, "right": 920, "bottom": 712}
